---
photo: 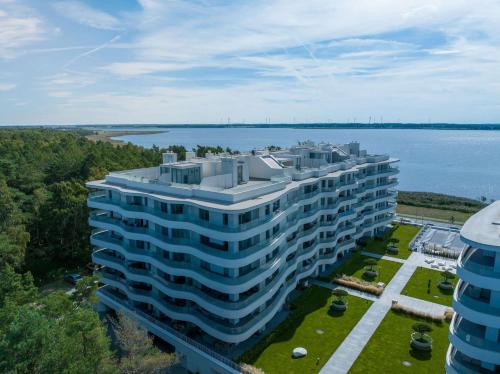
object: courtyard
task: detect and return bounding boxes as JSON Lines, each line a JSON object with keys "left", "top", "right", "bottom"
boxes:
{"left": 238, "top": 286, "right": 372, "bottom": 374}
{"left": 239, "top": 222, "right": 457, "bottom": 374}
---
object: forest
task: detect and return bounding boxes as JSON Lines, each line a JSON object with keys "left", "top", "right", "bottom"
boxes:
{"left": 0, "top": 128, "right": 179, "bottom": 373}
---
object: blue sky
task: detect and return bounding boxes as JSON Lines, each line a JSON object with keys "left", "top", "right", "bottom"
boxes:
{"left": 1, "top": 0, "right": 500, "bottom": 125}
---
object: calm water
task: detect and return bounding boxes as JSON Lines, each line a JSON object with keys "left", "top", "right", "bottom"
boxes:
{"left": 115, "top": 128, "right": 500, "bottom": 200}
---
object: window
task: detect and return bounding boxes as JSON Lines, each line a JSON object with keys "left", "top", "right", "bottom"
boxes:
{"left": 172, "top": 229, "right": 187, "bottom": 238}
{"left": 223, "top": 213, "right": 229, "bottom": 225}
{"left": 273, "top": 200, "right": 280, "bottom": 212}
{"left": 160, "top": 202, "right": 168, "bottom": 213}
{"left": 171, "top": 204, "right": 184, "bottom": 214}
{"left": 265, "top": 205, "right": 270, "bottom": 215}
{"left": 239, "top": 211, "right": 252, "bottom": 224}
{"left": 199, "top": 209, "right": 209, "bottom": 221}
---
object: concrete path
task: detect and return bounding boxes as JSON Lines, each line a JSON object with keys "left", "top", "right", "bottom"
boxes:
{"left": 360, "top": 250, "right": 406, "bottom": 263}
{"left": 319, "top": 253, "right": 424, "bottom": 374}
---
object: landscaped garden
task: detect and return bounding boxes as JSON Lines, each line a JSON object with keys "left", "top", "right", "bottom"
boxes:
{"left": 349, "top": 310, "right": 450, "bottom": 373}
{"left": 401, "top": 267, "right": 455, "bottom": 306}
{"left": 325, "top": 252, "right": 402, "bottom": 286}
{"left": 238, "top": 285, "right": 372, "bottom": 374}
{"left": 362, "top": 223, "right": 421, "bottom": 259}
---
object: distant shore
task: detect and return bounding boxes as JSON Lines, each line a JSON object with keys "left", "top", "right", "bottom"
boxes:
{"left": 85, "top": 130, "right": 166, "bottom": 145}
{"left": 75, "top": 123, "right": 500, "bottom": 131}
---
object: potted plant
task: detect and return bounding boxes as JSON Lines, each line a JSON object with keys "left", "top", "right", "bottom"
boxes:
{"left": 410, "top": 323, "right": 433, "bottom": 351}
{"left": 331, "top": 289, "right": 348, "bottom": 311}
{"left": 438, "top": 271, "right": 455, "bottom": 290}
{"left": 363, "top": 258, "right": 378, "bottom": 278}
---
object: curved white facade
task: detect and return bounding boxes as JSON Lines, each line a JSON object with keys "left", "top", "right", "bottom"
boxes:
{"left": 88, "top": 142, "right": 398, "bottom": 344}
{"left": 447, "top": 202, "right": 500, "bottom": 373}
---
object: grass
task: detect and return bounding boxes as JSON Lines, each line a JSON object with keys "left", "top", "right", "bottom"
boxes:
{"left": 238, "top": 286, "right": 372, "bottom": 374}
{"left": 401, "top": 267, "right": 455, "bottom": 307}
{"left": 350, "top": 311, "right": 450, "bottom": 374}
{"left": 397, "top": 204, "right": 471, "bottom": 224}
{"left": 327, "top": 251, "right": 403, "bottom": 285}
{"left": 362, "top": 223, "right": 421, "bottom": 259}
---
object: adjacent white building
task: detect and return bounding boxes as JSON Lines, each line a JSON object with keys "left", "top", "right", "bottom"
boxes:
{"left": 447, "top": 201, "right": 500, "bottom": 373}
{"left": 87, "top": 141, "right": 398, "bottom": 373}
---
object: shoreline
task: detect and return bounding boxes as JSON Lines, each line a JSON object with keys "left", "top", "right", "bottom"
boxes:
{"left": 85, "top": 130, "right": 166, "bottom": 145}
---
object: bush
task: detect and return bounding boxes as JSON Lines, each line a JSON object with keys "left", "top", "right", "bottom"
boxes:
{"left": 333, "top": 276, "right": 384, "bottom": 296}
{"left": 444, "top": 308, "right": 454, "bottom": 322}
{"left": 391, "top": 303, "right": 446, "bottom": 324}
{"left": 240, "top": 363, "right": 265, "bottom": 374}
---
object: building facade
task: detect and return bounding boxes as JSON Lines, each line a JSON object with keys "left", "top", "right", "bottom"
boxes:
{"left": 447, "top": 201, "right": 500, "bottom": 373}
{"left": 87, "top": 141, "right": 398, "bottom": 370}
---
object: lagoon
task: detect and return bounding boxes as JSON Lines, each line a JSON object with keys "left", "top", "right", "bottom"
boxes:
{"left": 114, "top": 127, "right": 500, "bottom": 200}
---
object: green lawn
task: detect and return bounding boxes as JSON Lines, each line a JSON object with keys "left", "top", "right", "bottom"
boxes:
{"left": 350, "top": 311, "right": 450, "bottom": 374}
{"left": 401, "top": 267, "right": 455, "bottom": 306}
{"left": 363, "top": 223, "right": 421, "bottom": 259}
{"left": 238, "top": 286, "right": 372, "bottom": 374}
{"left": 327, "top": 252, "right": 402, "bottom": 286}
{"left": 397, "top": 204, "right": 471, "bottom": 224}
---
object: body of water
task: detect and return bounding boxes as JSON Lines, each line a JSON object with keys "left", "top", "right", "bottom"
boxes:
{"left": 114, "top": 127, "right": 500, "bottom": 200}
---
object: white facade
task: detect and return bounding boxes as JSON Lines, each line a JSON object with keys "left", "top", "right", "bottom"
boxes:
{"left": 447, "top": 201, "right": 500, "bottom": 373}
{"left": 87, "top": 141, "right": 398, "bottom": 372}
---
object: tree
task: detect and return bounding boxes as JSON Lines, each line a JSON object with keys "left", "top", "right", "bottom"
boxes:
{"left": 112, "top": 312, "right": 177, "bottom": 374}
{"left": 0, "top": 296, "right": 116, "bottom": 374}
{"left": 332, "top": 289, "right": 348, "bottom": 303}
{"left": 364, "top": 258, "right": 378, "bottom": 272}
{"left": 412, "top": 323, "right": 432, "bottom": 342}
{"left": 0, "top": 265, "right": 37, "bottom": 308}
{"left": 441, "top": 271, "right": 455, "bottom": 285}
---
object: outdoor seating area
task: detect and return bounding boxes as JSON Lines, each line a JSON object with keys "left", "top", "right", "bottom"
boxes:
{"left": 412, "top": 225, "right": 466, "bottom": 259}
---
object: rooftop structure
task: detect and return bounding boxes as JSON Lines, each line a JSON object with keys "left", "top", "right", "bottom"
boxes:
{"left": 447, "top": 201, "right": 500, "bottom": 373}
{"left": 87, "top": 141, "right": 398, "bottom": 374}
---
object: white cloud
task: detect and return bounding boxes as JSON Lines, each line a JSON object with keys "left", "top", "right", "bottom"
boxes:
{"left": 52, "top": 1, "right": 120, "bottom": 30}
{"left": 101, "top": 62, "right": 189, "bottom": 76}
{"left": 0, "top": 1, "right": 45, "bottom": 58}
{"left": 0, "top": 83, "right": 16, "bottom": 91}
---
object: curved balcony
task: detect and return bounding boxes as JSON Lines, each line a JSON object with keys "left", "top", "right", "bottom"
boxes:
{"left": 457, "top": 247, "right": 500, "bottom": 291}
{"left": 89, "top": 206, "right": 359, "bottom": 268}
{"left": 446, "top": 345, "right": 495, "bottom": 374}
{"left": 449, "top": 315, "right": 500, "bottom": 364}
{"left": 88, "top": 183, "right": 395, "bottom": 241}
{"left": 92, "top": 220, "right": 356, "bottom": 294}
{"left": 453, "top": 282, "right": 500, "bottom": 328}
{"left": 97, "top": 246, "right": 336, "bottom": 344}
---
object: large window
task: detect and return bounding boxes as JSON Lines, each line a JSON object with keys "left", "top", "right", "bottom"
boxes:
{"left": 171, "top": 204, "right": 184, "bottom": 214}
{"left": 199, "top": 209, "right": 209, "bottom": 221}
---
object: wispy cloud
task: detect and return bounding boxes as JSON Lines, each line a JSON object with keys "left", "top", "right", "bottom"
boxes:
{"left": 101, "top": 61, "right": 189, "bottom": 76}
{"left": 0, "top": 0, "right": 45, "bottom": 59}
{"left": 0, "top": 83, "right": 16, "bottom": 91}
{"left": 52, "top": 1, "right": 121, "bottom": 30}
{"left": 1, "top": 0, "right": 500, "bottom": 124}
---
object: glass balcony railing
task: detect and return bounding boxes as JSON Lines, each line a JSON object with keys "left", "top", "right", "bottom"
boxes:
{"left": 453, "top": 317, "right": 500, "bottom": 353}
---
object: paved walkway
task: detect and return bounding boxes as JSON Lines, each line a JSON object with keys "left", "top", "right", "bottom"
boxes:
{"left": 319, "top": 252, "right": 446, "bottom": 374}
{"left": 360, "top": 250, "right": 406, "bottom": 263}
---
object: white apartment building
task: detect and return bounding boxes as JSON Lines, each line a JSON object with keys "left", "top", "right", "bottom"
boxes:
{"left": 87, "top": 141, "right": 398, "bottom": 373}
{"left": 447, "top": 201, "right": 500, "bottom": 373}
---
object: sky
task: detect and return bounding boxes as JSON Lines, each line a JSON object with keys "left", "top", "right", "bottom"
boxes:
{"left": 1, "top": 0, "right": 500, "bottom": 125}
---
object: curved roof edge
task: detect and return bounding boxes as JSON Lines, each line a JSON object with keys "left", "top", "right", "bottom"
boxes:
{"left": 460, "top": 201, "right": 500, "bottom": 250}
